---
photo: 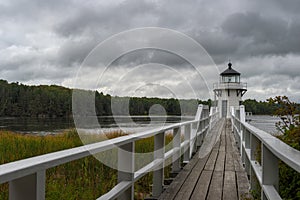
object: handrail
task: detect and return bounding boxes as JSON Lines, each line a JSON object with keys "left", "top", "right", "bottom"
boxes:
{"left": 231, "top": 105, "right": 300, "bottom": 200}
{"left": 0, "top": 104, "right": 219, "bottom": 200}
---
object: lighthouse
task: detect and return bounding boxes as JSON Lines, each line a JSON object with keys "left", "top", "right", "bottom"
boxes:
{"left": 213, "top": 62, "right": 247, "bottom": 118}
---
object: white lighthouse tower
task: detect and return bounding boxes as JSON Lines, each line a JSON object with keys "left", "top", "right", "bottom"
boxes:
{"left": 213, "top": 62, "right": 247, "bottom": 118}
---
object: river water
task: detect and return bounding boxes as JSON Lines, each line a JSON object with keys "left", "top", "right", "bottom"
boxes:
{"left": 0, "top": 116, "right": 192, "bottom": 135}
{"left": 0, "top": 115, "right": 280, "bottom": 135}
{"left": 247, "top": 115, "right": 280, "bottom": 135}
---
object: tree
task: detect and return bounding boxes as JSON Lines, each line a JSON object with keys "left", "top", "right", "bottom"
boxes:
{"left": 267, "top": 96, "right": 300, "bottom": 134}
{"left": 268, "top": 96, "right": 300, "bottom": 199}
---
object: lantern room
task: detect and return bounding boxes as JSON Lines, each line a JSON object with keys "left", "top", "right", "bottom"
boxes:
{"left": 220, "top": 62, "right": 240, "bottom": 83}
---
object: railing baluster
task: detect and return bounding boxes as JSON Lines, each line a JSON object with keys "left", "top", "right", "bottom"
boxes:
{"left": 172, "top": 127, "right": 181, "bottom": 173}
{"left": 9, "top": 170, "right": 45, "bottom": 200}
{"left": 196, "top": 120, "right": 202, "bottom": 147}
{"left": 245, "top": 129, "right": 250, "bottom": 149}
{"left": 191, "top": 122, "right": 197, "bottom": 154}
{"left": 241, "top": 129, "right": 245, "bottom": 165}
{"left": 183, "top": 124, "right": 191, "bottom": 163}
{"left": 152, "top": 132, "right": 165, "bottom": 198}
{"left": 262, "top": 143, "right": 279, "bottom": 199}
{"left": 250, "top": 134, "right": 260, "bottom": 191}
{"left": 118, "top": 142, "right": 134, "bottom": 200}
{"left": 240, "top": 105, "right": 245, "bottom": 123}
{"left": 250, "top": 134, "right": 259, "bottom": 161}
{"left": 244, "top": 130, "right": 251, "bottom": 174}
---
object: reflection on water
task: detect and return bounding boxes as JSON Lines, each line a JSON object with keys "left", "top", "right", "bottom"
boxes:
{"left": 0, "top": 116, "right": 193, "bottom": 135}
{"left": 0, "top": 117, "right": 74, "bottom": 135}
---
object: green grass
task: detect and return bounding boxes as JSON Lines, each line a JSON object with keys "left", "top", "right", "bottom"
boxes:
{"left": 0, "top": 130, "right": 173, "bottom": 200}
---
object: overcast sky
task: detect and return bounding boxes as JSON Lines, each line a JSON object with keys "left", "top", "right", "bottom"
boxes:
{"left": 1, "top": 0, "right": 300, "bottom": 101}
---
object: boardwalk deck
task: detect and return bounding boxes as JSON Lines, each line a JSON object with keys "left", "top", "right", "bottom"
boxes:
{"left": 159, "top": 119, "right": 251, "bottom": 200}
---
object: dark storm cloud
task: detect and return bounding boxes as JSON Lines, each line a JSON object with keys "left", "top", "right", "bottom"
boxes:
{"left": 54, "top": 0, "right": 158, "bottom": 37}
{"left": 56, "top": 39, "right": 96, "bottom": 67}
{"left": 0, "top": 0, "right": 71, "bottom": 23}
{"left": 45, "top": 0, "right": 300, "bottom": 67}
{"left": 221, "top": 12, "right": 300, "bottom": 56}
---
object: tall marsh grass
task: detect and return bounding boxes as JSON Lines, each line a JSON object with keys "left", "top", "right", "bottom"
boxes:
{"left": 0, "top": 130, "right": 173, "bottom": 200}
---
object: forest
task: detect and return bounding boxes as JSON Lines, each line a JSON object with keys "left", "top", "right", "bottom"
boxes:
{"left": 0, "top": 79, "right": 210, "bottom": 117}
{"left": 242, "top": 99, "right": 278, "bottom": 115}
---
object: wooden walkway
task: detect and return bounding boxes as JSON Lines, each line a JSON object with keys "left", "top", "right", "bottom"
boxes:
{"left": 159, "top": 119, "right": 251, "bottom": 200}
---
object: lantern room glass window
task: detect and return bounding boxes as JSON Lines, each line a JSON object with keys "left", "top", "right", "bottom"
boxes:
{"left": 221, "top": 75, "right": 240, "bottom": 83}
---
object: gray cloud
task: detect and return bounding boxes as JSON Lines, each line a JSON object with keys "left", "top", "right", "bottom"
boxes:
{"left": 54, "top": 0, "right": 158, "bottom": 37}
{"left": 221, "top": 12, "right": 300, "bottom": 56}
{"left": 0, "top": 0, "right": 300, "bottom": 101}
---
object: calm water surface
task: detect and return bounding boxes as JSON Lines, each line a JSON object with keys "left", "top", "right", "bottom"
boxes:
{"left": 0, "top": 116, "right": 193, "bottom": 135}
{"left": 247, "top": 115, "right": 280, "bottom": 135}
{"left": 0, "top": 115, "right": 280, "bottom": 135}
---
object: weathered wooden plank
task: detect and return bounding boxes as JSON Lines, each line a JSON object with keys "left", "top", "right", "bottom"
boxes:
{"left": 212, "top": 140, "right": 220, "bottom": 151}
{"left": 174, "top": 156, "right": 209, "bottom": 200}
{"left": 190, "top": 170, "right": 213, "bottom": 200}
{"left": 204, "top": 150, "right": 218, "bottom": 171}
{"left": 158, "top": 155, "right": 200, "bottom": 200}
{"left": 236, "top": 171, "right": 251, "bottom": 200}
{"left": 225, "top": 153, "right": 235, "bottom": 171}
{"left": 226, "top": 133, "right": 235, "bottom": 153}
{"left": 233, "top": 152, "right": 244, "bottom": 172}
{"left": 206, "top": 171, "right": 224, "bottom": 200}
{"left": 219, "top": 132, "right": 226, "bottom": 152}
{"left": 214, "top": 151, "right": 225, "bottom": 172}
{"left": 223, "top": 171, "right": 238, "bottom": 200}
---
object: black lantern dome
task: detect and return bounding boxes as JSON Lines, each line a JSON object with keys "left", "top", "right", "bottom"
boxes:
{"left": 220, "top": 62, "right": 240, "bottom": 83}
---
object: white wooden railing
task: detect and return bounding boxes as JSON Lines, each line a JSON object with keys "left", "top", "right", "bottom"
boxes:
{"left": 231, "top": 105, "right": 300, "bottom": 200}
{"left": 0, "top": 104, "right": 219, "bottom": 200}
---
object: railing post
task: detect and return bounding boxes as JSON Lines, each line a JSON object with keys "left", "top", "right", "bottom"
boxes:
{"left": 209, "top": 107, "right": 213, "bottom": 130}
{"left": 236, "top": 109, "right": 240, "bottom": 123}
{"left": 240, "top": 105, "right": 246, "bottom": 123}
{"left": 250, "top": 134, "right": 260, "bottom": 190}
{"left": 201, "top": 118, "right": 206, "bottom": 143}
{"left": 240, "top": 125, "right": 247, "bottom": 156}
{"left": 203, "top": 108, "right": 209, "bottom": 138}
{"left": 9, "top": 171, "right": 45, "bottom": 200}
{"left": 118, "top": 142, "right": 134, "bottom": 200}
{"left": 261, "top": 143, "right": 279, "bottom": 199}
{"left": 191, "top": 122, "right": 197, "bottom": 154}
{"left": 196, "top": 120, "right": 203, "bottom": 147}
{"left": 245, "top": 129, "right": 250, "bottom": 149}
{"left": 230, "top": 106, "right": 235, "bottom": 132}
{"left": 152, "top": 132, "right": 165, "bottom": 198}
{"left": 183, "top": 124, "right": 191, "bottom": 163}
{"left": 241, "top": 128, "right": 245, "bottom": 165}
{"left": 244, "top": 129, "right": 251, "bottom": 175}
{"left": 172, "top": 127, "right": 181, "bottom": 173}
{"left": 192, "top": 105, "right": 203, "bottom": 154}
{"left": 250, "top": 134, "right": 259, "bottom": 161}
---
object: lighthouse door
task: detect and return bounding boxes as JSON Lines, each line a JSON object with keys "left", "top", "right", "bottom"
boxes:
{"left": 222, "top": 100, "right": 227, "bottom": 118}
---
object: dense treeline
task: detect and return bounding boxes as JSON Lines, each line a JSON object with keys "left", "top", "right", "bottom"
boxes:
{"left": 243, "top": 98, "right": 300, "bottom": 115}
{"left": 0, "top": 80, "right": 73, "bottom": 117}
{"left": 0, "top": 79, "right": 210, "bottom": 117}
{"left": 242, "top": 99, "right": 278, "bottom": 115}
